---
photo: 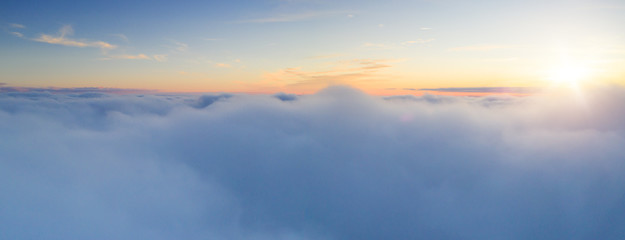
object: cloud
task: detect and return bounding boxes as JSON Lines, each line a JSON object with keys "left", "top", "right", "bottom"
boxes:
{"left": 273, "top": 92, "right": 298, "bottom": 101}
{"left": 9, "top": 23, "right": 25, "bottom": 29}
{"left": 2, "top": 85, "right": 625, "bottom": 239}
{"left": 173, "top": 41, "right": 188, "bottom": 52}
{"left": 9, "top": 32, "right": 23, "bottom": 38}
{"left": 239, "top": 10, "right": 348, "bottom": 23}
{"left": 106, "top": 54, "right": 152, "bottom": 60}
{"left": 101, "top": 54, "right": 168, "bottom": 62}
{"left": 308, "top": 53, "right": 343, "bottom": 59}
{"left": 193, "top": 94, "right": 233, "bottom": 109}
{"left": 364, "top": 39, "right": 436, "bottom": 49}
{"left": 33, "top": 25, "right": 116, "bottom": 50}
{"left": 0, "top": 86, "right": 154, "bottom": 94}
{"left": 263, "top": 59, "right": 396, "bottom": 89}
{"left": 402, "top": 38, "right": 435, "bottom": 45}
{"left": 153, "top": 54, "right": 168, "bottom": 62}
{"left": 112, "top": 33, "right": 129, "bottom": 42}
{"left": 362, "top": 42, "right": 391, "bottom": 49}
{"left": 448, "top": 44, "right": 512, "bottom": 52}
{"left": 420, "top": 87, "right": 541, "bottom": 94}
{"left": 6, "top": 23, "right": 25, "bottom": 38}
{"left": 215, "top": 63, "right": 231, "bottom": 68}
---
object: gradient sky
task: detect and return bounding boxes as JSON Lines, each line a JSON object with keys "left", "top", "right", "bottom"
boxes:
{"left": 1, "top": 0, "right": 624, "bottom": 94}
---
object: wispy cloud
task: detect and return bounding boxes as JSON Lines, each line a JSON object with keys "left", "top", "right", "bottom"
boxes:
{"left": 420, "top": 27, "right": 432, "bottom": 30}
{"left": 112, "top": 33, "right": 129, "bottom": 42}
{"left": 6, "top": 23, "right": 26, "bottom": 38}
{"left": 106, "top": 54, "right": 151, "bottom": 60}
{"left": 34, "top": 25, "right": 116, "bottom": 50}
{"left": 239, "top": 10, "right": 349, "bottom": 23}
{"left": 402, "top": 38, "right": 435, "bottom": 45}
{"left": 174, "top": 41, "right": 188, "bottom": 52}
{"left": 0, "top": 85, "right": 154, "bottom": 94}
{"left": 419, "top": 87, "right": 540, "bottom": 94}
{"left": 102, "top": 54, "right": 168, "bottom": 62}
{"left": 308, "top": 53, "right": 343, "bottom": 59}
{"left": 10, "top": 32, "right": 24, "bottom": 38}
{"left": 448, "top": 44, "right": 511, "bottom": 52}
{"left": 263, "top": 59, "right": 397, "bottom": 89}
{"left": 354, "top": 59, "right": 394, "bottom": 70}
{"left": 162, "top": 40, "right": 188, "bottom": 54}
{"left": 153, "top": 54, "right": 168, "bottom": 62}
{"left": 215, "top": 63, "right": 231, "bottom": 68}
{"left": 9, "top": 23, "right": 25, "bottom": 29}
{"left": 363, "top": 39, "right": 435, "bottom": 49}
{"left": 362, "top": 42, "right": 392, "bottom": 49}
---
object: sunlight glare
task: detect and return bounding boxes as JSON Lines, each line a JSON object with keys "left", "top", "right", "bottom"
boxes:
{"left": 547, "top": 63, "right": 591, "bottom": 85}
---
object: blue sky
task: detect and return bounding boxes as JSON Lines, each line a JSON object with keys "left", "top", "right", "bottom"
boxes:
{"left": 1, "top": 0, "right": 624, "bottom": 93}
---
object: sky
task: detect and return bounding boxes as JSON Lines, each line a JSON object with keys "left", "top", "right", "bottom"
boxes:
{"left": 1, "top": 0, "right": 624, "bottom": 94}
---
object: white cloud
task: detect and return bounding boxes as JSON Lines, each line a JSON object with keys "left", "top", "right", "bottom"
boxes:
{"left": 10, "top": 32, "right": 24, "bottom": 38}
{"left": 112, "top": 33, "right": 129, "bottom": 42}
{"left": 1, "top": 85, "right": 625, "bottom": 239}
{"left": 9, "top": 23, "right": 25, "bottom": 29}
{"left": 33, "top": 25, "right": 116, "bottom": 50}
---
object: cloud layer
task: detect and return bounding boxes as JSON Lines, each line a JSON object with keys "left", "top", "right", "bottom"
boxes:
{"left": 1, "top": 85, "right": 625, "bottom": 239}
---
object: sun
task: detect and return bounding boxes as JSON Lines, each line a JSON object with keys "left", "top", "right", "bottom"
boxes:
{"left": 544, "top": 50, "right": 595, "bottom": 86}
{"left": 547, "top": 63, "right": 592, "bottom": 85}
{"left": 544, "top": 58, "right": 594, "bottom": 105}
